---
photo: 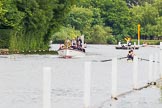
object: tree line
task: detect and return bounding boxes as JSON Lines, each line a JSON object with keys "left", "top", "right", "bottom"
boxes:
{"left": 0, "top": 0, "right": 162, "bottom": 50}
{"left": 52, "top": 0, "right": 162, "bottom": 44}
{"left": 0, "top": 0, "right": 76, "bottom": 50}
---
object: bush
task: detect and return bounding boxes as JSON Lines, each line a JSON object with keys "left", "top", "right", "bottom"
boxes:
{"left": 107, "top": 36, "right": 117, "bottom": 44}
{"left": 90, "top": 25, "right": 113, "bottom": 44}
{"left": 0, "top": 29, "right": 11, "bottom": 48}
{"left": 52, "top": 27, "right": 81, "bottom": 43}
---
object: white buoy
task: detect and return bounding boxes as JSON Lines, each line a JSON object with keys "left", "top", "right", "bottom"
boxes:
{"left": 43, "top": 67, "right": 51, "bottom": 108}
{"left": 148, "top": 55, "right": 153, "bottom": 84}
{"left": 160, "top": 42, "right": 162, "bottom": 78}
{"left": 133, "top": 56, "right": 138, "bottom": 89}
{"left": 84, "top": 62, "right": 91, "bottom": 108}
{"left": 111, "top": 58, "right": 117, "bottom": 99}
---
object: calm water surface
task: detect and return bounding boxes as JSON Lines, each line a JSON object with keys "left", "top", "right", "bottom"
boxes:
{"left": 0, "top": 44, "right": 161, "bottom": 108}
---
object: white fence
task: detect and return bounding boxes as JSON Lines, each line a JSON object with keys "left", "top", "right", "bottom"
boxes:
{"left": 42, "top": 43, "right": 162, "bottom": 108}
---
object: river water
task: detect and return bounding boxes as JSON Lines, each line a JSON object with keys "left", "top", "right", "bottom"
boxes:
{"left": 0, "top": 44, "right": 162, "bottom": 108}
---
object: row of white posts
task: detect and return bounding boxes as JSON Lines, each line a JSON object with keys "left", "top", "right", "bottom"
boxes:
{"left": 42, "top": 62, "right": 92, "bottom": 108}
{"left": 43, "top": 42, "right": 162, "bottom": 108}
{"left": 111, "top": 54, "right": 160, "bottom": 99}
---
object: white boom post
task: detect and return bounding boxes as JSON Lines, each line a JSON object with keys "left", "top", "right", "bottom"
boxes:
{"left": 160, "top": 42, "right": 162, "bottom": 79}
{"left": 148, "top": 55, "right": 153, "bottom": 84}
{"left": 133, "top": 56, "right": 138, "bottom": 89}
{"left": 84, "top": 62, "right": 91, "bottom": 108}
{"left": 111, "top": 58, "right": 118, "bottom": 99}
{"left": 43, "top": 67, "right": 51, "bottom": 108}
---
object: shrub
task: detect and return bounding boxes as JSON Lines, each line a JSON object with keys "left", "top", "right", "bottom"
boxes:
{"left": 107, "top": 36, "right": 117, "bottom": 44}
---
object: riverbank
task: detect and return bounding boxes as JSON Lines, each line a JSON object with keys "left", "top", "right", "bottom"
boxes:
{"left": 132, "top": 39, "right": 162, "bottom": 45}
{"left": 0, "top": 49, "right": 58, "bottom": 55}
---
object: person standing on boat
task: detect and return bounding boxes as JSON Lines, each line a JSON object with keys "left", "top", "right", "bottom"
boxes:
{"left": 76, "top": 36, "right": 82, "bottom": 47}
{"left": 76, "top": 36, "right": 82, "bottom": 50}
{"left": 71, "top": 38, "right": 77, "bottom": 49}
{"left": 64, "top": 37, "right": 71, "bottom": 49}
{"left": 76, "top": 36, "right": 86, "bottom": 52}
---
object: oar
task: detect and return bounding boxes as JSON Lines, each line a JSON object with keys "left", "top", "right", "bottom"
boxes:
{"left": 138, "top": 57, "right": 160, "bottom": 63}
{"left": 92, "top": 56, "right": 127, "bottom": 62}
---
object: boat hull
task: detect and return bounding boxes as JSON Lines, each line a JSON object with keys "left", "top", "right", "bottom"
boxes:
{"left": 57, "top": 49, "right": 85, "bottom": 58}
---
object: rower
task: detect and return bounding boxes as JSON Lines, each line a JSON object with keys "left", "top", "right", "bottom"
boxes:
{"left": 127, "top": 50, "right": 135, "bottom": 61}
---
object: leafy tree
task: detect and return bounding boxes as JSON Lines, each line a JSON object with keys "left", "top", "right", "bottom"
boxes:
{"left": 66, "top": 6, "right": 93, "bottom": 33}
{"left": 89, "top": 25, "right": 113, "bottom": 44}
{"left": 126, "top": 0, "right": 155, "bottom": 6}
{"left": 0, "top": 0, "right": 24, "bottom": 48}
{"left": 0, "top": 0, "right": 76, "bottom": 50}
{"left": 63, "top": 5, "right": 94, "bottom": 42}
{"left": 153, "top": 0, "right": 162, "bottom": 16}
{"left": 0, "top": 1, "right": 5, "bottom": 19}
{"left": 100, "top": 0, "right": 131, "bottom": 36}
{"left": 0, "top": 0, "right": 24, "bottom": 29}
{"left": 52, "top": 26, "right": 81, "bottom": 43}
{"left": 130, "top": 2, "right": 160, "bottom": 39}
{"left": 2, "top": 0, "right": 162, "bottom": 47}
{"left": 91, "top": 8, "right": 103, "bottom": 26}
{"left": 153, "top": 17, "right": 162, "bottom": 38}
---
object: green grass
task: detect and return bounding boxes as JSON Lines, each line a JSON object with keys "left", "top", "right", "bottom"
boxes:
{"left": 9, "top": 50, "right": 58, "bottom": 55}
{"left": 131, "top": 39, "right": 162, "bottom": 45}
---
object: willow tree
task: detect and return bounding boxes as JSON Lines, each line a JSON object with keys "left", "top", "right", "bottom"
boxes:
{"left": 9, "top": 0, "right": 54, "bottom": 51}
{"left": 0, "top": 0, "right": 76, "bottom": 51}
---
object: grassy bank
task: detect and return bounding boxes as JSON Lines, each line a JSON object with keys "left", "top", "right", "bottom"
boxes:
{"left": 9, "top": 50, "right": 58, "bottom": 55}
{"left": 132, "top": 39, "right": 162, "bottom": 45}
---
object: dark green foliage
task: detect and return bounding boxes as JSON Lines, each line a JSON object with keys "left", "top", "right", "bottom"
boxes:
{"left": 126, "top": 0, "right": 155, "bottom": 6}
{"left": 100, "top": 0, "right": 131, "bottom": 36}
{"left": 89, "top": 25, "right": 113, "bottom": 44}
{"left": 0, "top": 29, "right": 12, "bottom": 48}
{"left": 51, "top": 0, "right": 162, "bottom": 44}
{"left": 107, "top": 36, "right": 117, "bottom": 44}
{"left": 0, "top": 0, "right": 76, "bottom": 49}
